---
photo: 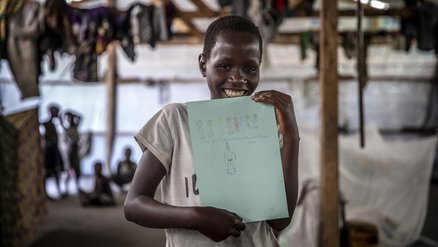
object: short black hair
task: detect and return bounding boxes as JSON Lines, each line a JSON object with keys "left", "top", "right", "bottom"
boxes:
{"left": 203, "top": 15, "right": 263, "bottom": 62}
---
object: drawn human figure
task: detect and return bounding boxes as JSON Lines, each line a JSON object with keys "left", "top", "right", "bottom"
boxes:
{"left": 226, "top": 117, "right": 233, "bottom": 135}
{"left": 207, "top": 120, "right": 214, "bottom": 139}
{"left": 223, "top": 142, "right": 237, "bottom": 175}
{"left": 196, "top": 120, "right": 205, "bottom": 140}
{"left": 234, "top": 117, "right": 240, "bottom": 133}
{"left": 240, "top": 116, "right": 245, "bottom": 132}
{"left": 253, "top": 114, "right": 259, "bottom": 128}
{"left": 246, "top": 114, "right": 252, "bottom": 129}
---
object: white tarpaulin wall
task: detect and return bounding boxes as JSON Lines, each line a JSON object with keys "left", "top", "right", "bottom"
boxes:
{"left": 280, "top": 124, "right": 438, "bottom": 247}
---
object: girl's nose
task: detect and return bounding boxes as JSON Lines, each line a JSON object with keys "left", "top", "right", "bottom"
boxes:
{"left": 227, "top": 76, "right": 248, "bottom": 84}
{"left": 227, "top": 67, "right": 246, "bottom": 82}
{"left": 228, "top": 71, "right": 247, "bottom": 83}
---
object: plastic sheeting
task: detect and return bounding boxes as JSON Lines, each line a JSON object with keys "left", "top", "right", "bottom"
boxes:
{"left": 279, "top": 124, "right": 438, "bottom": 247}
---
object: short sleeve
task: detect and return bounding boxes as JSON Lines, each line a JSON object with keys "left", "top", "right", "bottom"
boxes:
{"left": 134, "top": 109, "right": 174, "bottom": 172}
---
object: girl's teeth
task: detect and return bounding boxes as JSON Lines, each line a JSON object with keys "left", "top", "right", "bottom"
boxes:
{"left": 224, "top": 89, "right": 244, "bottom": 97}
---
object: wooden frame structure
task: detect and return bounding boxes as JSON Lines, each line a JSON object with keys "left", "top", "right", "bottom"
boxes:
{"left": 168, "top": 0, "right": 409, "bottom": 45}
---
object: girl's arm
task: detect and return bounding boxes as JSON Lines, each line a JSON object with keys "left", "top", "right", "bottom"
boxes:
{"left": 124, "top": 149, "right": 246, "bottom": 242}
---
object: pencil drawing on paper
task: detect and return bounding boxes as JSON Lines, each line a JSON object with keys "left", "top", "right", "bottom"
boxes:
{"left": 224, "top": 142, "right": 238, "bottom": 175}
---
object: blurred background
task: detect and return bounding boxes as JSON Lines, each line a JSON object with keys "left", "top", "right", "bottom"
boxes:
{"left": 0, "top": 0, "right": 437, "bottom": 246}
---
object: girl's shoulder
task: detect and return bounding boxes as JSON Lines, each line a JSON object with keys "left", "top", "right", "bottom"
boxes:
{"left": 161, "top": 103, "right": 187, "bottom": 115}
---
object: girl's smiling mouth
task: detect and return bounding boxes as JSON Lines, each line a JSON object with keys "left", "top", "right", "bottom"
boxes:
{"left": 223, "top": 89, "right": 246, "bottom": 97}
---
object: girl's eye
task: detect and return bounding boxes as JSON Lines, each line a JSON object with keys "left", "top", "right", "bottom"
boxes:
{"left": 245, "top": 66, "right": 258, "bottom": 73}
{"left": 217, "top": 64, "right": 231, "bottom": 70}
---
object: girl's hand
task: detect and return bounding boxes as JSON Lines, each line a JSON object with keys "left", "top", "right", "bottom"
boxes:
{"left": 191, "top": 206, "right": 245, "bottom": 242}
{"left": 252, "top": 90, "right": 299, "bottom": 138}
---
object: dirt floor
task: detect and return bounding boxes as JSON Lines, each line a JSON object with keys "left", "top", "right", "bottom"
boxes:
{"left": 28, "top": 182, "right": 438, "bottom": 247}
{"left": 28, "top": 193, "right": 166, "bottom": 247}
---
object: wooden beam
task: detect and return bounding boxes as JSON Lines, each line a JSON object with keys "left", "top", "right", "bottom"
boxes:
{"left": 174, "top": 9, "right": 204, "bottom": 40}
{"left": 178, "top": 11, "right": 216, "bottom": 18}
{"left": 12, "top": 74, "right": 431, "bottom": 86}
{"left": 191, "top": 0, "right": 216, "bottom": 16}
{"left": 290, "top": 7, "right": 415, "bottom": 17}
{"left": 319, "top": 0, "right": 340, "bottom": 246}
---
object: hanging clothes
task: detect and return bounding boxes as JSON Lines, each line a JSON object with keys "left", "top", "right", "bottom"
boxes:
{"left": 218, "top": 0, "right": 232, "bottom": 8}
{"left": 153, "top": 3, "right": 171, "bottom": 42}
{"left": 299, "top": 30, "right": 313, "bottom": 61}
{"left": 73, "top": 39, "right": 98, "bottom": 82}
{"left": 68, "top": 7, "right": 96, "bottom": 81}
{"left": 248, "top": 0, "right": 288, "bottom": 44}
{"left": 64, "top": 5, "right": 136, "bottom": 81}
{"left": 339, "top": 31, "right": 371, "bottom": 87}
{"left": 341, "top": 32, "right": 357, "bottom": 59}
{"left": 400, "top": 0, "right": 418, "bottom": 52}
{"left": 67, "top": 7, "right": 102, "bottom": 82}
{"left": 131, "top": 2, "right": 174, "bottom": 48}
{"left": 43, "top": 0, "right": 77, "bottom": 55}
{"left": 6, "top": 0, "right": 42, "bottom": 99}
{"left": 114, "top": 5, "right": 135, "bottom": 62}
{"left": 298, "top": 30, "right": 319, "bottom": 71}
{"left": 232, "top": 0, "right": 250, "bottom": 18}
{"left": 0, "top": 0, "right": 26, "bottom": 59}
{"left": 312, "top": 31, "right": 319, "bottom": 71}
{"left": 130, "top": 4, "right": 142, "bottom": 44}
{"left": 137, "top": 4, "right": 157, "bottom": 48}
{"left": 6, "top": 0, "right": 179, "bottom": 84}
{"left": 360, "top": 33, "right": 371, "bottom": 88}
{"left": 417, "top": 1, "right": 438, "bottom": 52}
{"left": 164, "top": 1, "right": 176, "bottom": 40}
{"left": 40, "top": 0, "right": 78, "bottom": 72}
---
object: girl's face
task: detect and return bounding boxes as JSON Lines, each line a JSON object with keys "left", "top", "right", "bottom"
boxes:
{"left": 199, "top": 30, "right": 261, "bottom": 100}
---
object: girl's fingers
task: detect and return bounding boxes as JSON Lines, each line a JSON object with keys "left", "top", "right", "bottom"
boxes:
{"left": 231, "top": 229, "right": 242, "bottom": 237}
{"left": 252, "top": 91, "right": 290, "bottom": 107}
{"left": 234, "top": 219, "right": 246, "bottom": 231}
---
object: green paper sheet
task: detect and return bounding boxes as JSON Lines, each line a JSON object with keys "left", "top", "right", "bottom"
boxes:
{"left": 187, "top": 96, "right": 289, "bottom": 223}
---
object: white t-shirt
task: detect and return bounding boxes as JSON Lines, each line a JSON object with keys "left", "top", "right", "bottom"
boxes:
{"left": 135, "top": 103, "right": 279, "bottom": 247}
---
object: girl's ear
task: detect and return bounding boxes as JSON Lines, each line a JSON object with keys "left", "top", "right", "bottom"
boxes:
{"left": 198, "top": 53, "right": 207, "bottom": 77}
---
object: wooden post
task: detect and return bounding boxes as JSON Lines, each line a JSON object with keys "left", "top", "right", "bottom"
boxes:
{"left": 106, "top": 42, "right": 117, "bottom": 174}
{"left": 105, "top": 0, "right": 117, "bottom": 174}
{"left": 319, "top": 0, "right": 339, "bottom": 246}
